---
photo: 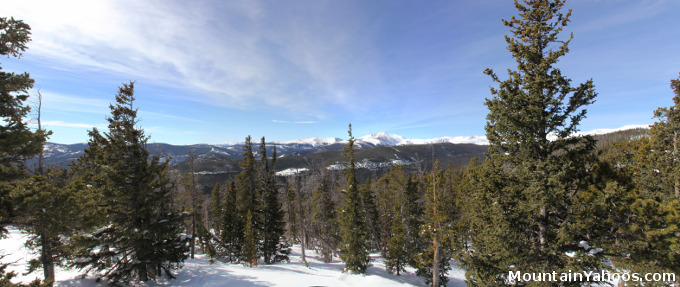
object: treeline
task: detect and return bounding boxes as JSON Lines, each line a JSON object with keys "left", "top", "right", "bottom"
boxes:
{"left": 3, "top": 1, "right": 680, "bottom": 287}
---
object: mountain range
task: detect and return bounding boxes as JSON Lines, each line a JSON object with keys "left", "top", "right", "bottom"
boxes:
{"left": 35, "top": 125, "right": 649, "bottom": 187}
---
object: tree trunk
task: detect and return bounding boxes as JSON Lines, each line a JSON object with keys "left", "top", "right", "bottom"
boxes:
{"left": 295, "top": 182, "right": 308, "bottom": 267}
{"left": 432, "top": 146, "right": 441, "bottom": 287}
{"left": 138, "top": 265, "right": 148, "bottom": 281}
{"left": 40, "top": 230, "right": 55, "bottom": 283}
{"left": 432, "top": 151, "right": 440, "bottom": 287}
{"left": 190, "top": 215, "right": 196, "bottom": 259}
{"left": 37, "top": 92, "right": 55, "bottom": 283}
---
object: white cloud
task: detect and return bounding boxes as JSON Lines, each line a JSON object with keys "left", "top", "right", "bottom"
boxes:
{"left": 27, "top": 90, "right": 110, "bottom": 115}
{"left": 573, "top": 0, "right": 669, "bottom": 32}
{"left": 5, "top": 0, "right": 384, "bottom": 118}
{"left": 41, "top": 121, "right": 104, "bottom": 129}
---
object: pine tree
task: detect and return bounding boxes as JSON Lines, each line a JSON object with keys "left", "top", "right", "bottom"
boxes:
{"left": 219, "top": 181, "right": 242, "bottom": 262}
{"left": 311, "top": 169, "right": 338, "bottom": 263}
{"left": 360, "top": 179, "right": 381, "bottom": 253}
{"left": 464, "top": 1, "right": 604, "bottom": 285}
{"left": 0, "top": 17, "right": 50, "bottom": 285}
{"left": 209, "top": 183, "right": 223, "bottom": 232}
{"left": 338, "top": 124, "right": 370, "bottom": 273}
{"left": 180, "top": 152, "right": 204, "bottom": 259}
{"left": 404, "top": 175, "right": 424, "bottom": 268}
{"left": 385, "top": 214, "right": 407, "bottom": 276}
{"left": 382, "top": 165, "right": 410, "bottom": 275}
{"left": 242, "top": 210, "right": 258, "bottom": 267}
{"left": 259, "top": 139, "right": 290, "bottom": 264}
{"left": 649, "top": 74, "right": 680, "bottom": 199}
{"left": 285, "top": 181, "right": 298, "bottom": 245}
{"left": 69, "top": 82, "right": 189, "bottom": 284}
{"left": 12, "top": 167, "right": 83, "bottom": 283}
{"left": 605, "top": 74, "right": 680, "bottom": 279}
{"left": 0, "top": 16, "right": 49, "bottom": 238}
{"left": 416, "top": 161, "right": 451, "bottom": 286}
{"left": 235, "top": 136, "right": 258, "bottom": 264}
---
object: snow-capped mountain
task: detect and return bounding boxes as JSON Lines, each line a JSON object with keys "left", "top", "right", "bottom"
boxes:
{"left": 36, "top": 125, "right": 648, "bottom": 169}
{"left": 358, "top": 132, "right": 407, "bottom": 146}
{"left": 357, "top": 132, "right": 489, "bottom": 146}
{"left": 281, "top": 131, "right": 490, "bottom": 148}
{"left": 279, "top": 137, "right": 345, "bottom": 147}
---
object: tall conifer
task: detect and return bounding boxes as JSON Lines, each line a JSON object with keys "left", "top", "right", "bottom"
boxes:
{"left": 0, "top": 17, "right": 49, "bottom": 238}
{"left": 219, "top": 181, "right": 241, "bottom": 262}
{"left": 464, "top": 1, "right": 603, "bottom": 285}
{"left": 70, "top": 82, "right": 189, "bottom": 283}
{"left": 607, "top": 75, "right": 680, "bottom": 280}
{"left": 338, "top": 124, "right": 370, "bottom": 273}
{"left": 311, "top": 170, "right": 338, "bottom": 263}
{"left": 259, "top": 139, "right": 289, "bottom": 264}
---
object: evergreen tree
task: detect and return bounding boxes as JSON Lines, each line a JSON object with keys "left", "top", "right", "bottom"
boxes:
{"left": 69, "top": 82, "right": 189, "bottom": 284}
{"left": 338, "top": 124, "right": 370, "bottom": 273}
{"left": 385, "top": 214, "right": 407, "bottom": 276}
{"left": 0, "top": 16, "right": 49, "bottom": 238}
{"left": 404, "top": 176, "right": 424, "bottom": 268}
{"left": 209, "top": 183, "right": 222, "bottom": 234}
{"left": 649, "top": 74, "right": 680, "bottom": 199}
{"left": 382, "top": 165, "right": 410, "bottom": 275}
{"left": 464, "top": 1, "right": 604, "bottom": 285}
{"left": 360, "top": 179, "right": 381, "bottom": 253}
{"left": 219, "top": 181, "right": 242, "bottom": 262}
{"left": 235, "top": 136, "right": 258, "bottom": 264}
{"left": 179, "top": 152, "right": 204, "bottom": 259}
{"left": 311, "top": 169, "right": 338, "bottom": 263}
{"left": 0, "top": 17, "right": 50, "bottom": 285}
{"left": 416, "top": 161, "right": 451, "bottom": 286}
{"left": 284, "top": 182, "right": 298, "bottom": 245}
{"left": 12, "top": 167, "right": 83, "bottom": 283}
{"left": 605, "top": 74, "right": 680, "bottom": 280}
{"left": 259, "top": 139, "right": 290, "bottom": 264}
{"left": 242, "top": 210, "right": 258, "bottom": 267}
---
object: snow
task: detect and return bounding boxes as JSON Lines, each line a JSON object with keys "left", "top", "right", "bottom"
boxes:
{"left": 578, "top": 124, "right": 649, "bottom": 136}
{"left": 194, "top": 171, "right": 229, "bottom": 175}
{"left": 353, "top": 125, "right": 647, "bottom": 147}
{"left": 279, "top": 137, "right": 346, "bottom": 147}
{"left": 358, "top": 132, "right": 489, "bottom": 146}
{"left": 359, "top": 132, "right": 408, "bottom": 146}
{"left": 1, "top": 226, "right": 467, "bottom": 286}
{"left": 275, "top": 168, "right": 310, "bottom": 176}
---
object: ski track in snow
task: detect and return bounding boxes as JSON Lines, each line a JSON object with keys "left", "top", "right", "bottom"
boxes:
{"left": 1, "top": 226, "right": 467, "bottom": 286}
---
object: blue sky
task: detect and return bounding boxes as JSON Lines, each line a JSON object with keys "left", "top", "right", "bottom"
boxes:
{"left": 4, "top": 0, "right": 680, "bottom": 145}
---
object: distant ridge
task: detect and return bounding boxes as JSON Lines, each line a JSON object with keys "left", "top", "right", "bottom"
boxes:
{"left": 39, "top": 125, "right": 649, "bottom": 168}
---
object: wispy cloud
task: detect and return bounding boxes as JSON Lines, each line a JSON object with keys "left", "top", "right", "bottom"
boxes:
{"left": 272, "top": 120, "right": 317, "bottom": 124}
{"left": 29, "top": 90, "right": 110, "bottom": 115}
{"left": 6, "top": 0, "right": 384, "bottom": 119}
{"left": 40, "top": 121, "right": 105, "bottom": 129}
{"left": 138, "top": 110, "right": 207, "bottom": 124}
{"left": 573, "top": 0, "right": 669, "bottom": 33}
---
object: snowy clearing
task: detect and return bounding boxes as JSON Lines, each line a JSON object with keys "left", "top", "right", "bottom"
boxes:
{"left": 1, "top": 226, "right": 467, "bottom": 286}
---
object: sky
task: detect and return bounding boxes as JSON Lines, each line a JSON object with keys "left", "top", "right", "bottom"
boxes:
{"left": 3, "top": 0, "right": 680, "bottom": 145}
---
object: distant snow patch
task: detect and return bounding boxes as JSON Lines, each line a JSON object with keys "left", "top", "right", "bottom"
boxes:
{"left": 276, "top": 168, "right": 310, "bottom": 176}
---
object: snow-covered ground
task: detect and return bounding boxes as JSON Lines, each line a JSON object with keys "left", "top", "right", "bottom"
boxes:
{"left": 1, "top": 226, "right": 466, "bottom": 286}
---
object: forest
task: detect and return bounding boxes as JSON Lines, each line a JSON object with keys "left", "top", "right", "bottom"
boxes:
{"left": 2, "top": 1, "right": 680, "bottom": 286}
